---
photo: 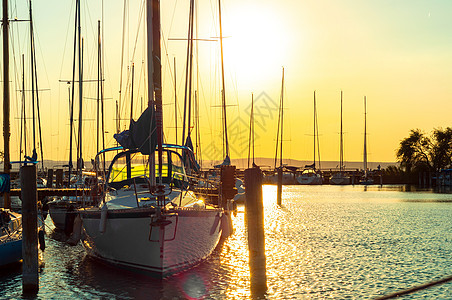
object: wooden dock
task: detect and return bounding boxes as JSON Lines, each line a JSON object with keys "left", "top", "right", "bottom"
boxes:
{"left": 10, "top": 188, "right": 91, "bottom": 202}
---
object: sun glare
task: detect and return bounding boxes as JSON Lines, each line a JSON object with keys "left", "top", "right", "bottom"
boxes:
{"left": 224, "top": 6, "right": 290, "bottom": 87}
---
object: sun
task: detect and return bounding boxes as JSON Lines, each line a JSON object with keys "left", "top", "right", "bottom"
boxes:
{"left": 222, "top": 5, "right": 292, "bottom": 88}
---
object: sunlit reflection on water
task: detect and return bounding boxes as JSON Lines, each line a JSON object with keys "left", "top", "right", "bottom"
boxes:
{"left": 1, "top": 185, "right": 451, "bottom": 299}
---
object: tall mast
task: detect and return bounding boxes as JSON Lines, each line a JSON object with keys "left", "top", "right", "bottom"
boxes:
{"left": 21, "top": 55, "right": 27, "bottom": 165}
{"left": 147, "top": 0, "right": 163, "bottom": 186}
{"left": 3, "top": 0, "right": 11, "bottom": 209}
{"left": 274, "top": 68, "right": 284, "bottom": 170}
{"left": 174, "top": 57, "right": 177, "bottom": 145}
{"left": 130, "top": 63, "right": 135, "bottom": 120}
{"left": 218, "top": 0, "right": 229, "bottom": 158}
{"left": 97, "top": 21, "right": 101, "bottom": 154}
{"left": 248, "top": 93, "right": 255, "bottom": 169}
{"left": 340, "top": 90, "right": 343, "bottom": 173}
{"left": 313, "top": 90, "right": 316, "bottom": 169}
{"left": 182, "top": 0, "right": 194, "bottom": 145}
{"left": 280, "top": 67, "right": 284, "bottom": 168}
{"left": 68, "top": 0, "right": 79, "bottom": 180}
{"left": 363, "top": 96, "right": 367, "bottom": 175}
{"left": 29, "top": 0, "right": 44, "bottom": 171}
{"left": 28, "top": 0, "right": 36, "bottom": 160}
{"left": 315, "top": 91, "right": 321, "bottom": 170}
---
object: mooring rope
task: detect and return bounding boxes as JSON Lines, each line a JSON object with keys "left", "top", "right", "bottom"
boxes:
{"left": 375, "top": 275, "right": 452, "bottom": 299}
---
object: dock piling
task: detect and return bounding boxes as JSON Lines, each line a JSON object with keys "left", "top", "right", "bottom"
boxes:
{"left": 245, "top": 167, "right": 267, "bottom": 296}
{"left": 55, "top": 169, "right": 63, "bottom": 188}
{"left": 46, "top": 169, "right": 53, "bottom": 188}
{"left": 277, "top": 167, "right": 282, "bottom": 206}
{"left": 20, "top": 165, "right": 39, "bottom": 294}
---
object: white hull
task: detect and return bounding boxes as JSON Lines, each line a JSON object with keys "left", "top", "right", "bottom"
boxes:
{"left": 0, "top": 209, "right": 22, "bottom": 267}
{"left": 49, "top": 202, "right": 70, "bottom": 231}
{"left": 48, "top": 198, "right": 80, "bottom": 233}
{"left": 80, "top": 206, "right": 222, "bottom": 277}
{"left": 264, "top": 173, "right": 297, "bottom": 185}
{"left": 330, "top": 173, "right": 351, "bottom": 185}
{"left": 297, "top": 174, "right": 322, "bottom": 185}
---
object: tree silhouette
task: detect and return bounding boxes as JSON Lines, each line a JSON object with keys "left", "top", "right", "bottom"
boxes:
{"left": 430, "top": 127, "right": 452, "bottom": 171}
{"left": 397, "top": 128, "right": 452, "bottom": 173}
{"left": 396, "top": 129, "right": 431, "bottom": 173}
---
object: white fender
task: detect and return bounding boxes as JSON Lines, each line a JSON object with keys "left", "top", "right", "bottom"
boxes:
{"left": 99, "top": 204, "right": 108, "bottom": 234}
{"left": 220, "top": 212, "right": 233, "bottom": 238}
{"left": 210, "top": 213, "right": 221, "bottom": 235}
{"left": 67, "top": 214, "right": 82, "bottom": 246}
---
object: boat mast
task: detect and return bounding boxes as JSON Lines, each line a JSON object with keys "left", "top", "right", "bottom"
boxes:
{"left": 130, "top": 63, "right": 135, "bottom": 121}
{"left": 363, "top": 96, "right": 367, "bottom": 177}
{"left": 248, "top": 93, "right": 254, "bottom": 169}
{"left": 21, "top": 55, "right": 27, "bottom": 166}
{"left": 147, "top": 0, "right": 163, "bottom": 188}
{"left": 280, "top": 68, "right": 284, "bottom": 169}
{"left": 313, "top": 90, "right": 316, "bottom": 169}
{"left": 315, "top": 91, "right": 321, "bottom": 171}
{"left": 274, "top": 68, "right": 284, "bottom": 170}
{"left": 2, "top": 0, "right": 11, "bottom": 209}
{"left": 218, "top": 0, "right": 229, "bottom": 159}
{"left": 29, "top": 0, "right": 44, "bottom": 171}
{"left": 182, "top": 0, "right": 194, "bottom": 145}
{"left": 340, "top": 90, "right": 343, "bottom": 173}
{"left": 97, "top": 21, "right": 100, "bottom": 154}
{"left": 68, "top": 1, "right": 79, "bottom": 181}
{"left": 174, "top": 57, "right": 177, "bottom": 145}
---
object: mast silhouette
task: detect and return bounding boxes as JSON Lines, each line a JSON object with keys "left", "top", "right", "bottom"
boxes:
{"left": 363, "top": 96, "right": 368, "bottom": 177}
{"left": 218, "top": 0, "right": 229, "bottom": 160}
{"left": 339, "top": 90, "right": 344, "bottom": 173}
{"left": 3, "top": 0, "right": 11, "bottom": 209}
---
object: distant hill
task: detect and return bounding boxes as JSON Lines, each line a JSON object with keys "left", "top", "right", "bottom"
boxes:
{"left": 199, "top": 157, "right": 397, "bottom": 171}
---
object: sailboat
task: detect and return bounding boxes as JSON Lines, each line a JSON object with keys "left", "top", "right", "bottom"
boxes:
{"left": 360, "top": 96, "right": 374, "bottom": 185}
{"left": 263, "top": 68, "right": 297, "bottom": 185}
{"left": 297, "top": 91, "right": 322, "bottom": 185}
{"left": 330, "top": 91, "right": 350, "bottom": 185}
{"left": 78, "top": 0, "right": 225, "bottom": 277}
{"left": 0, "top": 208, "right": 22, "bottom": 267}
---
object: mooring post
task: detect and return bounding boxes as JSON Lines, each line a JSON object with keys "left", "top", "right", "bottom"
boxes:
{"left": 277, "top": 167, "right": 282, "bottom": 206}
{"left": 20, "top": 165, "right": 39, "bottom": 294}
{"left": 245, "top": 167, "right": 267, "bottom": 297}
{"left": 46, "top": 169, "right": 53, "bottom": 188}
{"left": 55, "top": 169, "right": 63, "bottom": 188}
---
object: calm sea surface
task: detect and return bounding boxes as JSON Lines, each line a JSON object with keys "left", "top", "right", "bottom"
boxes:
{"left": 1, "top": 185, "right": 451, "bottom": 299}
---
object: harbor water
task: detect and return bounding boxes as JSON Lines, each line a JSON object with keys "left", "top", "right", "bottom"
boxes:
{"left": 1, "top": 185, "right": 451, "bottom": 299}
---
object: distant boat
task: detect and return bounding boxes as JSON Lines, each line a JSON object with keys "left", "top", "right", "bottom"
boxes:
{"left": 297, "top": 169, "right": 322, "bottom": 185}
{"left": 297, "top": 91, "right": 322, "bottom": 185}
{"left": 264, "top": 167, "right": 298, "bottom": 185}
{"left": 330, "top": 91, "right": 350, "bottom": 185}
{"left": 0, "top": 209, "right": 22, "bottom": 267}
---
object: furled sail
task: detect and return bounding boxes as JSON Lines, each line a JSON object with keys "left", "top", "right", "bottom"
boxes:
{"left": 114, "top": 107, "right": 157, "bottom": 155}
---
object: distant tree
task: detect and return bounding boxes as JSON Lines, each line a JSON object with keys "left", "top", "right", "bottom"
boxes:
{"left": 396, "top": 129, "right": 431, "bottom": 173}
{"left": 430, "top": 127, "right": 452, "bottom": 171}
{"left": 397, "top": 127, "right": 452, "bottom": 173}
{"left": 383, "top": 165, "right": 403, "bottom": 176}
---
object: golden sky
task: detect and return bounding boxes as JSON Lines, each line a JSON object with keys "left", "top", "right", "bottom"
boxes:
{"left": 2, "top": 0, "right": 452, "bottom": 167}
